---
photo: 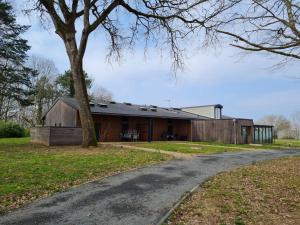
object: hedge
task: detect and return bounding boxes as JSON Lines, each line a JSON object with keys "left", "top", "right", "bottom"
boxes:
{"left": 0, "top": 121, "right": 29, "bottom": 138}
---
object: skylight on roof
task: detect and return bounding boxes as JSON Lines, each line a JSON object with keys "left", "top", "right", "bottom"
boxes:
{"left": 140, "top": 106, "right": 147, "bottom": 111}
{"left": 98, "top": 103, "right": 108, "bottom": 108}
{"left": 172, "top": 107, "right": 181, "bottom": 111}
{"left": 124, "top": 102, "right": 132, "bottom": 106}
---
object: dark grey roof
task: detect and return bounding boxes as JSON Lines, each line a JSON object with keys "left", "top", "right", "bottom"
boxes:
{"left": 220, "top": 115, "right": 253, "bottom": 121}
{"left": 182, "top": 104, "right": 223, "bottom": 109}
{"left": 58, "top": 97, "right": 208, "bottom": 120}
{"left": 221, "top": 115, "right": 234, "bottom": 119}
{"left": 60, "top": 97, "right": 80, "bottom": 109}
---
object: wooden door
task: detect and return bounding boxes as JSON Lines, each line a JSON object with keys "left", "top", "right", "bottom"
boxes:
{"left": 241, "top": 126, "right": 251, "bottom": 144}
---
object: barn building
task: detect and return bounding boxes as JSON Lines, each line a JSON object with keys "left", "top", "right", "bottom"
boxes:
{"left": 31, "top": 97, "right": 273, "bottom": 146}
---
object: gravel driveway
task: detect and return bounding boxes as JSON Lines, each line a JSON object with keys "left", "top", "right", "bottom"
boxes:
{"left": 1, "top": 149, "right": 299, "bottom": 225}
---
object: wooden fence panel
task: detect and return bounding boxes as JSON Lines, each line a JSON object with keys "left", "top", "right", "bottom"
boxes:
{"left": 31, "top": 127, "right": 82, "bottom": 146}
{"left": 49, "top": 127, "right": 82, "bottom": 146}
{"left": 30, "top": 127, "right": 50, "bottom": 146}
{"left": 192, "top": 119, "right": 254, "bottom": 144}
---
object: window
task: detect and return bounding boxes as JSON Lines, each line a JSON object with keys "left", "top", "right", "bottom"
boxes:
{"left": 254, "top": 128, "right": 258, "bottom": 144}
{"left": 254, "top": 126, "right": 273, "bottom": 144}
{"left": 121, "top": 122, "right": 129, "bottom": 134}
{"left": 167, "top": 125, "right": 173, "bottom": 135}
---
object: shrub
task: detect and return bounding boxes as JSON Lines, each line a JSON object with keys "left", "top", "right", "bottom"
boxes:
{"left": 0, "top": 121, "right": 28, "bottom": 138}
{"left": 235, "top": 218, "right": 246, "bottom": 225}
{"left": 23, "top": 128, "right": 30, "bottom": 137}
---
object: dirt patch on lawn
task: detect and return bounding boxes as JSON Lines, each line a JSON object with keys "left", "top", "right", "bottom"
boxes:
{"left": 166, "top": 157, "right": 300, "bottom": 225}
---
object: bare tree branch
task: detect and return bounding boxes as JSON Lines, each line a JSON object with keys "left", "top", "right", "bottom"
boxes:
{"left": 218, "top": 0, "right": 300, "bottom": 61}
{"left": 29, "top": 0, "right": 238, "bottom": 146}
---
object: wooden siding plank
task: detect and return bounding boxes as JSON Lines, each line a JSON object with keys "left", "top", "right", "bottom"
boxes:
{"left": 192, "top": 119, "right": 254, "bottom": 144}
{"left": 45, "top": 100, "right": 77, "bottom": 127}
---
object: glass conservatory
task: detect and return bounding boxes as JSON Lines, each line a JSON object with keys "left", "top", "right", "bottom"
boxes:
{"left": 253, "top": 125, "right": 274, "bottom": 144}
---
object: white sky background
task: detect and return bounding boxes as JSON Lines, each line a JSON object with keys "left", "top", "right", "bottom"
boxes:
{"left": 13, "top": 0, "right": 300, "bottom": 121}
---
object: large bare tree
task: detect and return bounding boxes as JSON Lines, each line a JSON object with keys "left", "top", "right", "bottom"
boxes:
{"left": 28, "top": 0, "right": 236, "bottom": 147}
{"left": 90, "top": 86, "right": 113, "bottom": 103}
{"left": 256, "top": 114, "right": 291, "bottom": 138}
{"left": 28, "top": 55, "right": 58, "bottom": 125}
{"left": 218, "top": 0, "right": 300, "bottom": 60}
{"left": 291, "top": 111, "right": 300, "bottom": 139}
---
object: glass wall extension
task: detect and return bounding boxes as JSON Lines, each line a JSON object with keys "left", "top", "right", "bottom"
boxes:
{"left": 253, "top": 125, "right": 274, "bottom": 144}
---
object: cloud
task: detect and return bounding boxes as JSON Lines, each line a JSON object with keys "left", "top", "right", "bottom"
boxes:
{"left": 16, "top": 5, "right": 299, "bottom": 87}
{"left": 14, "top": 4, "right": 300, "bottom": 119}
{"left": 237, "top": 89, "right": 300, "bottom": 118}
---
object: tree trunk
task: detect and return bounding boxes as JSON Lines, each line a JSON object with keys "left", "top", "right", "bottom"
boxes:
{"left": 69, "top": 75, "right": 75, "bottom": 97}
{"left": 64, "top": 33, "right": 97, "bottom": 147}
{"left": 71, "top": 61, "right": 97, "bottom": 147}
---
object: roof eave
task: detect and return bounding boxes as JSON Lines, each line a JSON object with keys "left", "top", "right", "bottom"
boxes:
{"left": 90, "top": 111, "right": 205, "bottom": 120}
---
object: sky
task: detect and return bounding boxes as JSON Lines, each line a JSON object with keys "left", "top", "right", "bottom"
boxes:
{"left": 14, "top": 1, "right": 300, "bottom": 121}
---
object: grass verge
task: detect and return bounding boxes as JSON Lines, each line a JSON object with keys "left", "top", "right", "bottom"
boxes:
{"left": 130, "top": 142, "right": 250, "bottom": 154}
{"left": 130, "top": 139, "right": 300, "bottom": 155}
{"left": 273, "top": 139, "right": 300, "bottom": 148}
{"left": 0, "top": 137, "right": 170, "bottom": 214}
{"left": 185, "top": 141, "right": 279, "bottom": 149}
{"left": 166, "top": 157, "right": 300, "bottom": 225}
{"left": 185, "top": 139, "right": 300, "bottom": 150}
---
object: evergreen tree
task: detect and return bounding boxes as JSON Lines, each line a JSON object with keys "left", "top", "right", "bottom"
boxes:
{"left": 55, "top": 70, "right": 92, "bottom": 98}
{"left": 0, "top": 0, "right": 36, "bottom": 119}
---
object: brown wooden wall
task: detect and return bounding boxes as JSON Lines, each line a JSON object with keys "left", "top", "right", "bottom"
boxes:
{"left": 152, "top": 118, "right": 167, "bottom": 141}
{"left": 92, "top": 115, "right": 191, "bottom": 142}
{"left": 35, "top": 116, "right": 258, "bottom": 145}
{"left": 175, "top": 119, "right": 192, "bottom": 140}
{"left": 236, "top": 119, "right": 254, "bottom": 144}
{"left": 42, "top": 100, "right": 257, "bottom": 144}
{"left": 93, "top": 115, "right": 151, "bottom": 142}
{"left": 152, "top": 118, "right": 190, "bottom": 141}
{"left": 93, "top": 115, "right": 122, "bottom": 142}
{"left": 192, "top": 119, "right": 254, "bottom": 144}
{"left": 45, "top": 100, "right": 78, "bottom": 127}
{"left": 49, "top": 127, "right": 82, "bottom": 145}
{"left": 43, "top": 100, "right": 255, "bottom": 144}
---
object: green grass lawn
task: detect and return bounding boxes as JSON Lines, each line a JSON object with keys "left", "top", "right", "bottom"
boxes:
{"left": 130, "top": 139, "right": 300, "bottom": 155}
{"left": 166, "top": 157, "right": 300, "bottom": 225}
{"left": 131, "top": 142, "right": 244, "bottom": 154}
{"left": 273, "top": 139, "right": 300, "bottom": 148}
{"left": 0, "top": 137, "right": 30, "bottom": 146}
{"left": 190, "top": 139, "right": 300, "bottom": 149}
{"left": 189, "top": 139, "right": 300, "bottom": 150}
{"left": 0, "top": 137, "right": 170, "bottom": 214}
